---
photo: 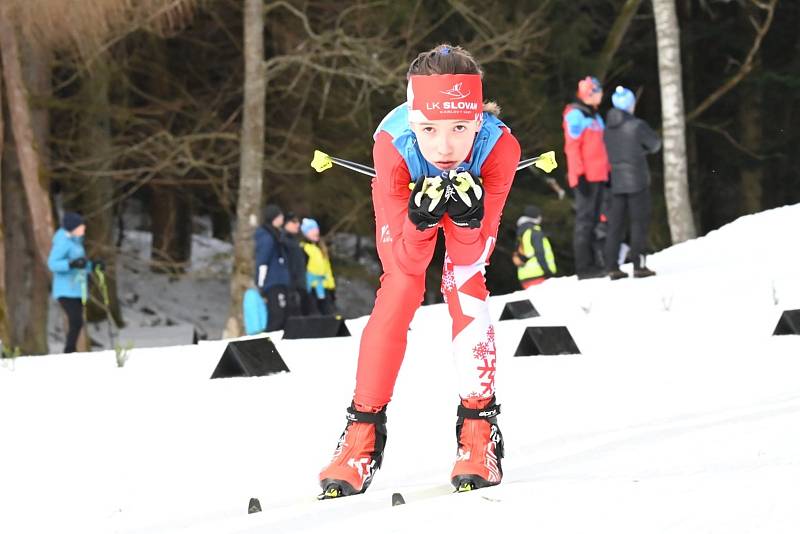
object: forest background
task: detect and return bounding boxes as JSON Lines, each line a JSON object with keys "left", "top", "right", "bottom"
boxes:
{"left": 1, "top": 0, "right": 797, "bottom": 354}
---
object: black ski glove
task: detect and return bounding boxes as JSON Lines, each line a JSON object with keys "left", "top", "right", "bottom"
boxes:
{"left": 408, "top": 174, "right": 449, "bottom": 231}
{"left": 69, "top": 257, "right": 87, "bottom": 269}
{"left": 446, "top": 170, "right": 484, "bottom": 228}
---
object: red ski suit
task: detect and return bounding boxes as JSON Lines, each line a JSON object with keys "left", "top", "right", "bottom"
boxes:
{"left": 354, "top": 128, "right": 521, "bottom": 408}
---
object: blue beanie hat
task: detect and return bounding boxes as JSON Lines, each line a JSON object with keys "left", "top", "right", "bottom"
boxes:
{"left": 301, "top": 218, "right": 319, "bottom": 236}
{"left": 62, "top": 211, "right": 84, "bottom": 232}
{"left": 612, "top": 86, "right": 636, "bottom": 112}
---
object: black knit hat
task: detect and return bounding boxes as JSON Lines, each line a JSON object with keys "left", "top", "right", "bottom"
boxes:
{"left": 261, "top": 204, "right": 283, "bottom": 226}
{"left": 62, "top": 211, "right": 84, "bottom": 232}
{"left": 523, "top": 205, "right": 541, "bottom": 220}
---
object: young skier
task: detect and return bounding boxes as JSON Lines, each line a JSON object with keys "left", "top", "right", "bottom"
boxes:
{"left": 318, "top": 44, "right": 521, "bottom": 497}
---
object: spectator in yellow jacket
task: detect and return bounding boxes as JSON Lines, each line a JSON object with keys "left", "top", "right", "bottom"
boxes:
{"left": 300, "top": 218, "right": 337, "bottom": 315}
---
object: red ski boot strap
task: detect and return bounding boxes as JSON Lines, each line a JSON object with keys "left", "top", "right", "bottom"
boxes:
{"left": 347, "top": 405, "right": 387, "bottom": 425}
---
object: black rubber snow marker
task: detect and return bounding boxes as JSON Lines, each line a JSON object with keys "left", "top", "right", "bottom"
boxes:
{"left": 248, "top": 497, "right": 262, "bottom": 514}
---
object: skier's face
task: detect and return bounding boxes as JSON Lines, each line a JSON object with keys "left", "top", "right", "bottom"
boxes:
{"left": 71, "top": 224, "right": 86, "bottom": 237}
{"left": 410, "top": 119, "right": 481, "bottom": 171}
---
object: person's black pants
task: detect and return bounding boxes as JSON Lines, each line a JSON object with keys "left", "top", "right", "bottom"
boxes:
{"left": 573, "top": 179, "right": 606, "bottom": 274}
{"left": 264, "top": 285, "right": 289, "bottom": 332}
{"left": 604, "top": 189, "right": 651, "bottom": 270}
{"left": 58, "top": 297, "right": 84, "bottom": 353}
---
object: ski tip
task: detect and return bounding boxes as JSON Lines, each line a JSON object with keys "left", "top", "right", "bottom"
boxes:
{"left": 247, "top": 497, "right": 262, "bottom": 514}
{"left": 456, "top": 480, "right": 476, "bottom": 493}
{"left": 391, "top": 492, "right": 406, "bottom": 506}
{"left": 318, "top": 479, "right": 360, "bottom": 500}
{"left": 318, "top": 484, "right": 344, "bottom": 500}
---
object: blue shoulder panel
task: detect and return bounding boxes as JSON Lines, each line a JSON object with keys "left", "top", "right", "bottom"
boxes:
{"left": 564, "top": 108, "right": 587, "bottom": 139}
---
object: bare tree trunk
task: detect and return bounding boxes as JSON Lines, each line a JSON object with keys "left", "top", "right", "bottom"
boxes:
{"left": 0, "top": 8, "right": 55, "bottom": 267}
{"left": 596, "top": 0, "right": 644, "bottom": 81}
{"left": 738, "top": 80, "right": 763, "bottom": 215}
{"left": 0, "top": 67, "right": 9, "bottom": 347}
{"left": 21, "top": 36, "right": 54, "bottom": 352}
{"left": 680, "top": 0, "right": 702, "bottom": 233}
{"left": 224, "top": 0, "right": 265, "bottom": 338}
{"left": 652, "top": 0, "right": 696, "bottom": 243}
{"left": 147, "top": 36, "right": 193, "bottom": 274}
{"left": 0, "top": 31, "right": 52, "bottom": 355}
{"left": 79, "top": 56, "right": 123, "bottom": 326}
{"left": 211, "top": 208, "right": 232, "bottom": 241}
{"left": 150, "top": 187, "right": 192, "bottom": 273}
{"left": 2, "top": 135, "right": 50, "bottom": 354}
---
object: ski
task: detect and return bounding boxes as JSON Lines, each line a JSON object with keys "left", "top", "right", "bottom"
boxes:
{"left": 389, "top": 480, "right": 481, "bottom": 507}
{"left": 249, "top": 482, "right": 459, "bottom": 515}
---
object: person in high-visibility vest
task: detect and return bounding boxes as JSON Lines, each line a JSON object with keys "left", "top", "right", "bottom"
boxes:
{"left": 512, "top": 205, "right": 557, "bottom": 288}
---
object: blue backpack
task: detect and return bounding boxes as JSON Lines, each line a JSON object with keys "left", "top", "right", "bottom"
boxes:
{"left": 243, "top": 288, "right": 268, "bottom": 335}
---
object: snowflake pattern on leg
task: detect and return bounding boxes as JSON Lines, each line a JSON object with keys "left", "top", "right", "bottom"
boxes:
{"left": 486, "top": 325, "right": 495, "bottom": 345}
{"left": 473, "top": 325, "right": 497, "bottom": 396}
{"left": 441, "top": 268, "right": 456, "bottom": 299}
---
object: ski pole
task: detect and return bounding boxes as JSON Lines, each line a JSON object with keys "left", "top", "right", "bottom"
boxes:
{"left": 93, "top": 266, "right": 117, "bottom": 349}
{"left": 516, "top": 151, "right": 557, "bottom": 173}
{"left": 311, "top": 150, "right": 376, "bottom": 177}
{"left": 311, "top": 149, "right": 558, "bottom": 177}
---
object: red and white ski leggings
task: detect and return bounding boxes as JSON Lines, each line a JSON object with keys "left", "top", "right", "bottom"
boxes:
{"left": 354, "top": 230, "right": 496, "bottom": 408}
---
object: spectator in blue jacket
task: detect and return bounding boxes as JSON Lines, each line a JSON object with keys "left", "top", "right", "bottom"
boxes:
{"left": 47, "top": 212, "right": 97, "bottom": 353}
{"left": 254, "top": 204, "right": 291, "bottom": 331}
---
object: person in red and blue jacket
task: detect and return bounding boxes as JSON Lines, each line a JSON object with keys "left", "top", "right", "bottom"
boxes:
{"left": 318, "top": 44, "right": 520, "bottom": 498}
{"left": 563, "top": 76, "right": 611, "bottom": 279}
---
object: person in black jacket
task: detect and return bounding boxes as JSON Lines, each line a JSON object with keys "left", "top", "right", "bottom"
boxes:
{"left": 254, "top": 204, "right": 291, "bottom": 331}
{"left": 282, "top": 212, "right": 311, "bottom": 316}
{"left": 603, "top": 86, "right": 662, "bottom": 279}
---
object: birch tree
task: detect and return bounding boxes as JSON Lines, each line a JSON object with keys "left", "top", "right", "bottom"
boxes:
{"left": 652, "top": 0, "right": 696, "bottom": 243}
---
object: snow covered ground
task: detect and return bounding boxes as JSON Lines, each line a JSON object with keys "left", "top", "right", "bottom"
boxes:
{"left": 4, "top": 204, "right": 800, "bottom": 534}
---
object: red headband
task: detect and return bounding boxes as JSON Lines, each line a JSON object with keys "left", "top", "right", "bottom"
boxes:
{"left": 407, "top": 74, "right": 483, "bottom": 122}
